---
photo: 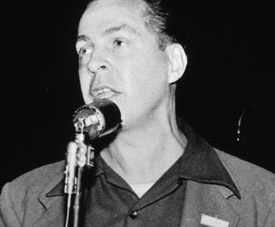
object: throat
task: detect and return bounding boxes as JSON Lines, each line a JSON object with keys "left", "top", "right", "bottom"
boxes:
{"left": 129, "top": 181, "right": 156, "bottom": 198}
{"left": 101, "top": 131, "right": 185, "bottom": 185}
{"left": 100, "top": 114, "right": 186, "bottom": 185}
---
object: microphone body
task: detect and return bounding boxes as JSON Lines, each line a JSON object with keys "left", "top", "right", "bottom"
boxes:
{"left": 73, "top": 98, "right": 121, "bottom": 140}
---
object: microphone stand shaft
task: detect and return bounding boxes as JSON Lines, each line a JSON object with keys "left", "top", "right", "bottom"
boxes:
{"left": 72, "top": 166, "right": 83, "bottom": 227}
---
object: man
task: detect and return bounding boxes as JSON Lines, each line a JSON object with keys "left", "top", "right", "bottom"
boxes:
{"left": 1, "top": 0, "right": 274, "bottom": 226}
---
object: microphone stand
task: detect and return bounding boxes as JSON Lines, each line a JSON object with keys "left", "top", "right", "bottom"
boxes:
{"left": 64, "top": 127, "right": 95, "bottom": 227}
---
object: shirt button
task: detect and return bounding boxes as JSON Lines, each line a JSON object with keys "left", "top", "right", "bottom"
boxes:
{"left": 129, "top": 211, "right": 138, "bottom": 219}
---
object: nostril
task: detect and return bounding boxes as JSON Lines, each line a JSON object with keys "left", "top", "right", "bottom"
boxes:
{"left": 87, "top": 65, "right": 107, "bottom": 76}
{"left": 100, "top": 65, "right": 108, "bottom": 70}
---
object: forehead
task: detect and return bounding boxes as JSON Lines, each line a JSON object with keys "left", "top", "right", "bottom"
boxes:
{"left": 89, "top": 0, "right": 145, "bottom": 10}
{"left": 78, "top": 0, "right": 148, "bottom": 35}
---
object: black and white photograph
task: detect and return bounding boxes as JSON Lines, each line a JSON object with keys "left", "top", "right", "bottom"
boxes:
{"left": 1, "top": 0, "right": 274, "bottom": 226}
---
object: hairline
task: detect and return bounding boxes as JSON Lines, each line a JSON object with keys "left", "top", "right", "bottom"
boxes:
{"left": 85, "top": 0, "right": 173, "bottom": 51}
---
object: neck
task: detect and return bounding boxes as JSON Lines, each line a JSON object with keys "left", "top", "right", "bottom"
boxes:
{"left": 100, "top": 104, "right": 187, "bottom": 184}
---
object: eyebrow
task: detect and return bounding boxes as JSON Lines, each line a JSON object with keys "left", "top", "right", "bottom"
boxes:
{"left": 76, "top": 24, "right": 141, "bottom": 42}
{"left": 103, "top": 24, "right": 141, "bottom": 36}
{"left": 76, "top": 35, "right": 90, "bottom": 43}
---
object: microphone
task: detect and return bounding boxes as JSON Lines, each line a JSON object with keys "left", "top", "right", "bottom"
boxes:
{"left": 65, "top": 99, "right": 121, "bottom": 227}
{"left": 73, "top": 98, "right": 121, "bottom": 139}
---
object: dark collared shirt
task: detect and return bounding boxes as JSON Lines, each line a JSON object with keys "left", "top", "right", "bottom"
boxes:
{"left": 47, "top": 123, "right": 240, "bottom": 227}
{"left": 74, "top": 124, "right": 239, "bottom": 227}
{"left": 81, "top": 154, "right": 185, "bottom": 227}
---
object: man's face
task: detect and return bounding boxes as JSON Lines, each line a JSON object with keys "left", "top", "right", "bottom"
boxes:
{"left": 77, "top": 0, "right": 171, "bottom": 129}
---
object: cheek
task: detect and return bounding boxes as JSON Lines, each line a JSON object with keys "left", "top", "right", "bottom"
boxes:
{"left": 78, "top": 68, "right": 92, "bottom": 102}
{"left": 125, "top": 64, "right": 169, "bottom": 104}
{"left": 78, "top": 69, "right": 87, "bottom": 90}
{"left": 130, "top": 55, "right": 168, "bottom": 92}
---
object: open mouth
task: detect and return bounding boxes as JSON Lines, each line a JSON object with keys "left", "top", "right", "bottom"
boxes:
{"left": 93, "top": 87, "right": 118, "bottom": 99}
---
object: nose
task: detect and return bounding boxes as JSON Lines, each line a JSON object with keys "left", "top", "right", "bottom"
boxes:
{"left": 87, "top": 48, "right": 110, "bottom": 75}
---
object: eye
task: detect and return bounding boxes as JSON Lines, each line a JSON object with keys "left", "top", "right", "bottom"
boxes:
{"left": 113, "top": 39, "right": 127, "bottom": 47}
{"left": 77, "top": 46, "right": 93, "bottom": 57}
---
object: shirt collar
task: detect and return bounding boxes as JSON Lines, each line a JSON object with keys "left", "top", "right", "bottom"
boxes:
{"left": 178, "top": 120, "right": 241, "bottom": 198}
{"left": 47, "top": 120, "right": 240, "bottom": 198}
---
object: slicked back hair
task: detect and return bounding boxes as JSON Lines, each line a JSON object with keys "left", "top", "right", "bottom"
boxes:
{"left": 84, "top": 0, "right": 187, "bottom": 51}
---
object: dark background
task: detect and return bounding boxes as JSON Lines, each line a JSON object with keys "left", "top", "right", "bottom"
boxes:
{"left": 1, "top": 1, "right": 274, "bottom": 190}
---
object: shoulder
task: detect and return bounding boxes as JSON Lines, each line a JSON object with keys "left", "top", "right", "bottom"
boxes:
{"left": 2, "top": 160, "right": 65, "bottom": 203}
{"left": 216, "top": 149, "right": 275, "bottom": 210}
{"left": 216, "top": 149, "right": 275, "bottom": 190}
{"left": 12, "top": 160, "right": 65, "bottom": 189}
{"left": 0, "top": 161, "right": 65, "bottom": 225}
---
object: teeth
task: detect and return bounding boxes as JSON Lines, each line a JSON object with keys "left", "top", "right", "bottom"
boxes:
{"left": 99, "top": 92, "right": 115, "bottom": 99}
{"left": 94, "top": 88, "right": 115, "bottom": 99}
{"left": 96, "top": 88, "right": 110, "bottom": 95}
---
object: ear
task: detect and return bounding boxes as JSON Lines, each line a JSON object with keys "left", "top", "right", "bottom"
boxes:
{"left": 166, "top": 43, "right": 187, "bottom": 84}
